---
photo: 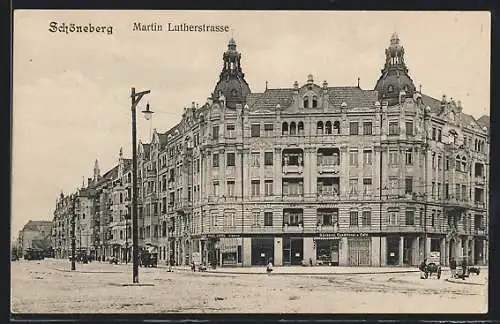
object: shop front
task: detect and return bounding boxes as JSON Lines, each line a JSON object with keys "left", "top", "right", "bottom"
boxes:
{"left": 348, "top": 237, "right": 371, "bottom": 266}
{"left": 251, "top": 237, "right": 274, "bottom": 265}
{"left": 314, "top": 238, "right": 339, "bottom": 266}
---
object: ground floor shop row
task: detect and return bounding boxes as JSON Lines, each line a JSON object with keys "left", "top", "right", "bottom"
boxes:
{"left": 158, "top": 234, "right": 488, "bottom": 267}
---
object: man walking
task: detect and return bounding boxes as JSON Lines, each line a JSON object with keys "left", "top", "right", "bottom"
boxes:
{"left": 449, "top": 258, "right": 457, "bottom": 279}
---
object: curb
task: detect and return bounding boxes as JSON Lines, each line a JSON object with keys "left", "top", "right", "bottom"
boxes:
{"left": 48, "top": 266, "right": 124, "bottom": 274}
{"left": 445, "top": 278, "right": 486, "bottom": 286}
{"left": 168, "top": 266, "right": 420, "bottom": 276}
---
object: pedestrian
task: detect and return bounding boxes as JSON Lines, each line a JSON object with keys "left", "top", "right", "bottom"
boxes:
{"left": 419, "top": 259, "right": 427, "bottom": 279}
{"left": 461, "top": 259, "right": 467, "bottom": 280}
{"left": 191, "top": 261, "right": 196, "bottom": 272}
{"left": 449, "top": 258, "right": 457, "bottom": 279}
{"left": 266, "top": 258, "right": 273, "bottom": 274}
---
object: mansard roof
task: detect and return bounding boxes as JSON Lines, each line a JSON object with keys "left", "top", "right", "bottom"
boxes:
{"left": 246, "top": 86, "right": 378, "bottom": 110}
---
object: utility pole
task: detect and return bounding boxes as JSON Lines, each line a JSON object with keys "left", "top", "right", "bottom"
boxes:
{"left": 131, "top": 87, "right": 151, "bottom": 284}
{"left": 71, "top": 195, "right": 76, "bottom": 271}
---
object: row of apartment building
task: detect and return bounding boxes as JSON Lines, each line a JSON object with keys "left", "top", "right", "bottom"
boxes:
{"left": 51, "top": 33, "right": 489, "bottom": 267}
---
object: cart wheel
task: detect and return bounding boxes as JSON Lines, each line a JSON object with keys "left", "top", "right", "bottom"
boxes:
{"left": 437, "top": 268, "right": 441, "bottom": 279}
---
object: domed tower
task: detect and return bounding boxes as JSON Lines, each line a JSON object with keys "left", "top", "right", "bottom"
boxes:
{"left": 374, "top": 33, "right": 417, "bottom": 106}
{"left": 212, "top": 38, "right": 251, "bottom": 109}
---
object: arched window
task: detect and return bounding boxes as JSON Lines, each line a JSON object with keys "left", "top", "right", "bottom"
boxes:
{"left": 303, "top": 97, "right": 309, "bottom": 108}
{"left": 333, "top": 121, "right": 340, "bottom": 134}
{"left": 298, "top": 121, "right": 304, "bottom": 135}
{"left": 325, "top": 121, "right": 332, "bottom": 135}
{"left": 282, "top": 122, "right": 289, "bottom": 135}
{"left": 317, "top": 121, "right": 324, "bottom": 135}
{"left": 455, "top": 155, "right": 462, "bottom": 172}
{"left": 312, "top": 96, "right": 318, "bottom": 108}
{"left": 461, "top": 157, "right": 467, "bottom": 173}
{"left": 290, "top": 122, "right": 297, "bottom": 135}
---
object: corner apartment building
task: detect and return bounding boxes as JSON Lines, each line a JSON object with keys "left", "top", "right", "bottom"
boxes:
{"left": 52, "top": 33, "right": 489, "bottom": 268}
{"left": 17, "top": 220, "right": 52, "bottom": 254}
{"left": 145, "top": 34, "right": 488, "bottom": 267}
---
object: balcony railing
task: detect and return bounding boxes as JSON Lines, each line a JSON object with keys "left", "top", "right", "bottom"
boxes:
{"left": 282, "top": 164, "right": 304, "bottom": 175}
{"left": 282, "top": 223, "right": 304, "bottom": 233}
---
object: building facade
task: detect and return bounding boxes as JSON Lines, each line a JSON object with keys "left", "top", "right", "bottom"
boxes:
{"left": 52, "top": 33, "right": 489, "bottom": 267}
{"left": 17, "top": 220, "right": 53, "bottom": 255}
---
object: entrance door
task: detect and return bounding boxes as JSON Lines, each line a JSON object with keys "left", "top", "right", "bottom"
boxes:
{"left": 474, "top": 238, "right": 484, "bottom": 265}
{"left": 403, "top": 237, "right": 413, "bottom": 266}
{"left": 386, "top": 236, "right": 400, "bottom": 266}
{"left": 283, "top": 237, "right": 304, "bottom": 265}
{"left": 348, "top": 238, "right": 371, "bottom": 266}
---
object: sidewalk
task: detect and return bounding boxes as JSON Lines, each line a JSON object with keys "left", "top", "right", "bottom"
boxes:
{"left": 166, "top": 264, "right": 422, "bottom": 275}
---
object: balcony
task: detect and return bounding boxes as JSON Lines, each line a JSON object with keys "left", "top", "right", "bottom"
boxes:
{"left": 282, "top": 223, "right": 304, "bottom": 233}
{"left": 282, "top": 164, "right": 304, "bottom": 175}
{"left": 317, "top": 163, "right": 341, "bottom": 175}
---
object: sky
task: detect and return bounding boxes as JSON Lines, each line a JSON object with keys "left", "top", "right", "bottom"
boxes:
{"left": 12, "top": 10, "right": 490, "bottom": 241}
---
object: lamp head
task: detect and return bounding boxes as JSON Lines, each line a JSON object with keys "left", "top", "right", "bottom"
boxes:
{"left": 142, "top": 102, "right": 154, "bottom": 120}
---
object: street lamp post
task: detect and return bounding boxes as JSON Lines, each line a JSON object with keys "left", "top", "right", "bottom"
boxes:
{"left": 131, "top": 87, "right": 152, "bottom": 284}
{"left": 423, "top": 105, "right": 431, "bottom": 261}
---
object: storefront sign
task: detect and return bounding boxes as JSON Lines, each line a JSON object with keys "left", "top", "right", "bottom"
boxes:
{"left": 318, "top": 233, "right": 369, "bottom": 239}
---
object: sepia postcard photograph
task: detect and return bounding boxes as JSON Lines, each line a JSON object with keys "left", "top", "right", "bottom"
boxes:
{"left": 11, "top": 10, "right": 490, "bottom": 315}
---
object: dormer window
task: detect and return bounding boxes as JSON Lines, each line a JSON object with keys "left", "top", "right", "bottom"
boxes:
{"left": 312, "top": 96, "right": 318, "bottom": 108}
{"left": 303, "top": 97, "right": 309, "bottom": 108}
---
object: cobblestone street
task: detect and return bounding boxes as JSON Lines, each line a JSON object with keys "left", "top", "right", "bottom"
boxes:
{"left": 11, "top": 259, "right": 487, "bottom": 313}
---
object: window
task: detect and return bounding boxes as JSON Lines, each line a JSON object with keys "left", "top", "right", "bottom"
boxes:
{"left": 389, "top": 121, "right": 399, "bottom": 135}
{"left": 363, "top": 178, "right": 373, "bottom": 196}
{"left": 389, "top": 210, "right": 398, "bottom": 225}
{"left": 325, "top": 121, "right": 333, "bottom": 135}
{"left": 437, "top": 183, "right": 441, "bottom": 199}
{"left": 282, "top": 122, "right": 288, "bottom": 135}
{"left": 333, "top": 121, "right": 341, "bottom": 134}
{"left": 297, "top": 122, "right": 304, "bottom": 135}
{"left": 437, "top": 129, "right": 442, "bottom": 142}
{"left": 363, "top": 122, "right": 373, "bottom": 135}
{"left": 226, "top": 124, "right": 235, "bottom": 138}
{"left": 431, "top": 210, "right": 436, "bottom": 227}
{"left": 349, "top": 179, "right": 358, "bottom": 196}
{"left": 432, "top": 127, "right": 436, "bottom": 141}
{"left": 462, "top": 185, "right": 467, "bottom": 201}
{"left": 251, "top": 180, "right": 260, "bottom": 197}
{"left": 303, "top": 97, "right": 309, "bottom": 108}
{"left": 264, "top": 212, "right": 273, "bottom": 226}
{"left": 282, "top": 179, "right": 303, "bottom": 196}
{"left": 227, "top": 181, "right": 235, "bottom": 197}
{"left": 264, "top": 180, "right": 273, "bottom": 196}
{"left": 405, "top": 210, "right": 415, "bottom": 225}
{"left": 389, "top": 177, "right": 399, "bottom": 196}
{"left": 283, "top": 209, "right": 303, "bottom": 226}
{"left": 389, "top": 150, "right": 399, "bottom": 165}
{"left": 213, "top": 181, "right": 220, "bottom": 197}
{"left": 405, "top": 177, "right": 413, "bottom": 194}
{"left": 227, "top": 152, "right": 236, "bottom": 166}
{"left": 363, "top": 150, "right": 372, "bottom": 165}
{"left": 312, "top": 96, "right": 318, "bottom": 108}
{"left": 349, "top": 211, "right": 359, "bottom": 226}
{"left": 264, "top": 152, "right": 273, "bottom": 166}
{"left": 438, "top": 155, "right": 442, "bottom": 170}
{"left": 224, "top": 211, "right": 235, "bottom": 227}
{"left": 212, "top": 125, "right": 219, "bottom": 140}
{"left": 362, "top": 210, "right": 371, "bottom": 226}
{"left": 211, "top": 211, "right": 218, "bottom": 227}
{"left": 251, "top": 152, "right": 260, "bottom": 167}
{"left": 212, "top": 153, "right": 219, "bottom": 168}
{"left": 350, "top": 122, "right": 359, "bottom": 135}
{"left": 445, "top": 157, "right": 450, "bottom": 170}
{"left": 317, "top": 121, "right": 324, "bottom": 135}
{"left": 252, "top": 211, "right": 260, "bottom": 226}
{"left": 251, "top": 124, "right": 261, "bottom": 137}
{"left": 289, "top": 122, "right": 297, "bottom": 135}
{"left": 405, "top": 148, "right": 413, "bottom": 165}
{"left": 264, "top": 123, "right": 274, "bottom": 136}
{"left": 405, "top": 121, "right": 413, "bottom": 136}
{"left": 349, "top": 150, "right": 359, "bottom": 167}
